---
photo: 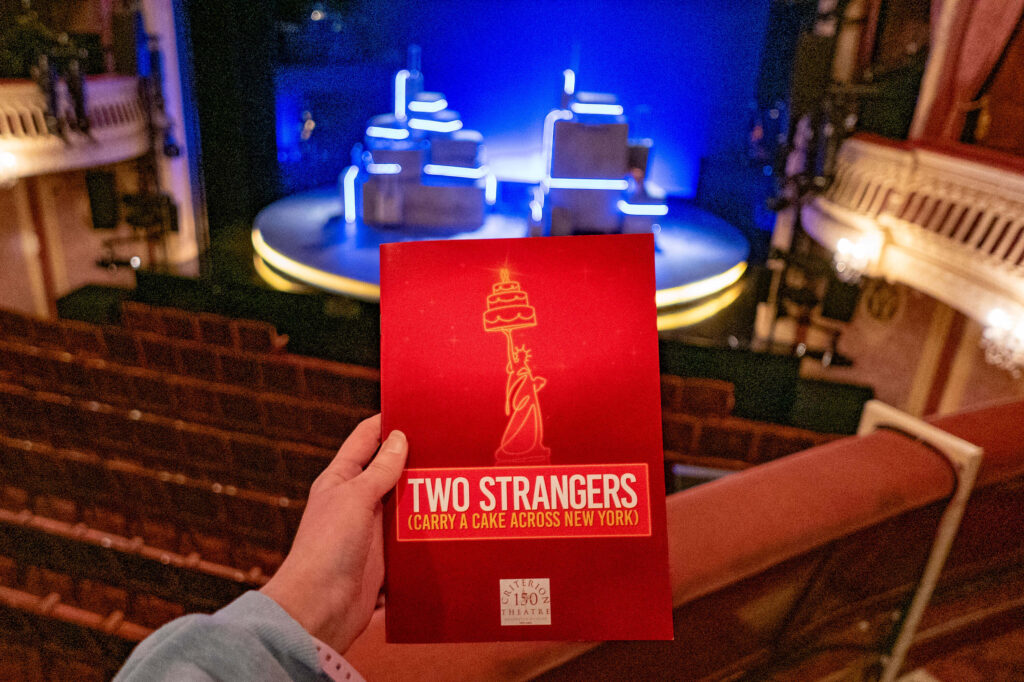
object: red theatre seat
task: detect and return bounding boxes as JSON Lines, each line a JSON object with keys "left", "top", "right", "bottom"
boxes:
{"left": 196, "top": 313, "right": 234, "bottom": 348}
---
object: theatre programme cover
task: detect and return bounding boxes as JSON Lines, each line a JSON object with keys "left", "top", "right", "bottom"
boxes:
{"left": 380, "top": 234, "right": 673, "bottom": 642}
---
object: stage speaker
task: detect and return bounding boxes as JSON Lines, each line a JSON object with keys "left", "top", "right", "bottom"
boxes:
{"left": 821, "top": 276, "right": 861, "bottom": 322}
{"left": 85, "top": 171, "right": 120, "bottom": 230}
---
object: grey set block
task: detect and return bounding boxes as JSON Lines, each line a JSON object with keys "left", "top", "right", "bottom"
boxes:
{"left": 547, "top": 188, "right": 622, "bottom": 233}
{"left": 430, "top": 131, "right": 482, "bottom": 168}
{"left": 403, "top": 184, "right": 485, "bottom": 229}
{"left": 551, "top": 119, "right": 628, "bottom": 179}
{"left": 362, "top": 176, "right": 484, "bottom": 229}
{"left": 362, "top": 176, "right": 403, "bottom": 225}
{"left": 368, "top": 148, "right": 424, "bottom": 180}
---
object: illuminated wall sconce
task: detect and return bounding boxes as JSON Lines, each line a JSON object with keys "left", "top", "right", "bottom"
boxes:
{"left": 0, "top": 151, "right": 18, "bottom": 189}
{"left": 833, "top": 234, "right": 881, "bottom": 283}
{"left": 981, "top": 308, "right": 1024, "bottom": 378}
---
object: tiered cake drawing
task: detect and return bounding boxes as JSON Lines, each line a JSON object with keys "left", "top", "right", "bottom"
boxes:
{"left": 340, "top": 46, "right": 491, "bottom": 230}
{"left": 484, "top": 269, "right": 550, "bottom": 465}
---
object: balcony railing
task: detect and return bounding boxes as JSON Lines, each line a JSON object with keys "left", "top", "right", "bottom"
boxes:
{"left": 802, "top": 134, "right": 1024, "bottom": 324}
{"left": 0, "top": 75, "right": 149, "bottom": 177}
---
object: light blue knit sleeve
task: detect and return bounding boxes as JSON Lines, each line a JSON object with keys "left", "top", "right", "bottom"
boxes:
{"left": 114, "top": 590, "right": 326, "bottom": 681}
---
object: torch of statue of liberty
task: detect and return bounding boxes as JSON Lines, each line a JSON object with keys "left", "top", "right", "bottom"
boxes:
{"left": 483, "top": 269, "right": 551, "bottom": 465}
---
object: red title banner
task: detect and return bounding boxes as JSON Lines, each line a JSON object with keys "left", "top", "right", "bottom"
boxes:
{"left": 395, "top": 463, "right": 652, "bottom": 541}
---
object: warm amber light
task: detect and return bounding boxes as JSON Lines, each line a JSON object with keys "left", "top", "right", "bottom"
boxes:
{"left": 254, "top": 226, "right": 747, "bottom": 317}
{"left": 655, "top": 261, "right": 747, "bottom": 308}
{"left": 251, "top": 228, "right": 381, "bottom": 300}
{"left": 656, "top": 281, "right": 744, "bottom": 331}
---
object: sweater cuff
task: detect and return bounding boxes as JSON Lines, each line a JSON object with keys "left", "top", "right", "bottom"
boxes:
{"left": 214, "top": 591, "right": 323, "bottom": 676}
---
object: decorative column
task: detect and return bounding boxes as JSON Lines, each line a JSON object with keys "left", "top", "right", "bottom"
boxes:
{"left": 905, "top": 301, "right": 967, "bottom": 416}
{"left": 936, "top": 317, "right": 984, "bottom": 415}
{"left": 140, "top": 0, "right": 204, "bottom": 263}
{"left": 831, "top": 0, "right": 868, "bottom": 84}
{"left": 0, "top": 182, "right": 49, "bottom": 316}
{"left": 24, "top": 176, "right": 63, "bottom": 316}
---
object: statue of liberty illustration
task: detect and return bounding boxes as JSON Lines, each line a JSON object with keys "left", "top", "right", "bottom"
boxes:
{"left": 483, "top": 269, "right": 551, "bottom": 465}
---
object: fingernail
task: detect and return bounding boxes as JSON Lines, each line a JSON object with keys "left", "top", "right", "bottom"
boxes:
{"left": 384, "top": 430, "right": 407, "bottom": 450}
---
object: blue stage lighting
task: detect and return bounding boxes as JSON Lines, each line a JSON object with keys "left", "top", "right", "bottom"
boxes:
{"left": 409, "top": 118, "right": 463, "bottom": 133}
{"left": 617, "top": 200, "right": 669, "bottom": 216}
{"left": 366, "top": 126, "right": 410, "bottom": 140}
{"left": 569, "top": 102, "right": 623, "bottom": 116}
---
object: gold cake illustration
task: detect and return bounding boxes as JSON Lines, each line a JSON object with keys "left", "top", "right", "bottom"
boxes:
{"left": 483, "top": 271, "right": 537, "bottom": 331}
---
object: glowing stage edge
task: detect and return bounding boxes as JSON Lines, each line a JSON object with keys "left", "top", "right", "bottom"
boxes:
{"left": 252, "top": 226, "right": 748, "bottom": 328}
{"left": 655, "top": 281, "right": 744, "bottom": 331}
{"left": 654, "top": 261, "right": 747, "bottom": 308}
{"left": 252, "top": 228, "right": 381, "bottom": 300}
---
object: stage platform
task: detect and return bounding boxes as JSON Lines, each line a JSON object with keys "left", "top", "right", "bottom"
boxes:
{"left": 252, "top": 187, "right": 750, "bottom": 330}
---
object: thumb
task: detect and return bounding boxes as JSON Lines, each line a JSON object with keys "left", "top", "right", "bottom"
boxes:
{"left": 356, "top": 430, "right": 408, "bottom": 499}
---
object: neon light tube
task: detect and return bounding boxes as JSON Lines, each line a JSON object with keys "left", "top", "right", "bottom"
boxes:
{"left": 530, "top": 186, "right": 544, "bottom": 221}
{"left": 367, "top": 163, "right": 402, "bottom": 174}
{"left": 409, "top": 98, "right": 448, "bottom": 113}
{"left": 423, "top": 164, "right": 488, "bottom": 179}
{"left": 485, "top": 174, "right": 497, "bottom": 205}
{"left": 562, "top": 69, "right": 575, "bottom": 95}
{"left": 342, "top": 165, "right": 358, "bottom": 223}
{"left": 542, "top": 109, "right": 573, "bottom": 179}
{"left": 409, "top": 118, "right": 463, "bottom": 133}
{"left": 366, "top": 126, "right": 409, "bottom": 140}
{"left": 617, "top": 200, "right": 668, "bottom": 216}
{"left": 545, "top": 177, "right": 629, "bottom": 190}
{"left": 645, "top": 181, "right": 667, "bottom": 199}
{"left": 530, "top": 200, "right": 543, "bottom": 222}
{"left": 569, "top": 102, "right": 624, "bottom": 116}
{"left": 394, "top": 69, "right": 410, "bottom": 120}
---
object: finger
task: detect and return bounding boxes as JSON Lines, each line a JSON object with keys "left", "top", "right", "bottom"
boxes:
{"left": 355, "top": 430, "right": 408, "bottom": 499}
{"left": 322, "top": 414, "right": 382, "bottom": 481}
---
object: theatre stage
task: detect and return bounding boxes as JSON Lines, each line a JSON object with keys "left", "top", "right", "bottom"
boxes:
{"left": 252, "top": 187, "right": 750, "bottom": 331}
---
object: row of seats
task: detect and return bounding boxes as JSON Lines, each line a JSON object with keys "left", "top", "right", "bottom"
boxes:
{"left": 122, "top": 300, "right": 289, "bottom": 354}
{"left": 0, "top": 306, "right": 346, "bottom": 675}
{"left": 0, "top": 357, "right": 826, "bottom": 498}
{"left": 1, "top": 640, "right": 109, "bottom": 682}
{"left": 0, "top": 555, "right": 186, "bottom": 630}
{"left": 5, "top": 308, "right": 758, "bottom": 424}
{"left": 0, "top": 583, "right": 149, "bottom": 681}
{"left": 0, "top": 379, "right": 334, "bottom": 497}
{"left": 0, "top": 507, "right": 264, "bottom": 613}
{"left": 0, "top": 338, "right": 373, "bottom": 450}
{"left": 0, "top": 433, "right": 303, "bottom": 567}
{"left": 0, "top": 307, "right": 379, "bottom": 408}
{"left": 660, "top": 375, "right": 736, "bottom": 417}
{"left": 662, "top": 411, "right": 838, "bottom": 468}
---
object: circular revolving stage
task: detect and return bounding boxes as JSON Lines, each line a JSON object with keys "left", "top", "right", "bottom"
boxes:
{"left": 252, "top": 187, "right": 750, "bottom": 330}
